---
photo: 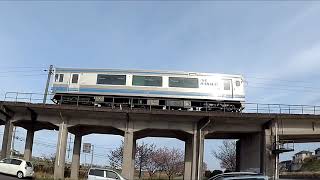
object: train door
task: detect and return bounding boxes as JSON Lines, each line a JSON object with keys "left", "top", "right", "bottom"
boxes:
{"left": 223, "top": 79, "right": 233, "bottom": 98}
{"left": 233, "top": 79, "right": 244, "bottom": 98}
{"left": 68, "top": 73, "right": 80, "bottom": 92}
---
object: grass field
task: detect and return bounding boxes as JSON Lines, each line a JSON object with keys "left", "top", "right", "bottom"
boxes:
{"left": 300, "top": 159, "right": 320, "bottom": 172}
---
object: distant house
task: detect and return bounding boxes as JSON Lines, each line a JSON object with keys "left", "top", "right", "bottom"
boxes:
{"left": 279, "top": 160, "right": 292, "bottom": 172}
{"left": 315, "top": 148, "right": 320, "bottom": 160}
{"left": 282, "top": 149, "right": 320, "bottom": 172}
{"left": 292, "top": 151, "right": 313, "bottom": 164}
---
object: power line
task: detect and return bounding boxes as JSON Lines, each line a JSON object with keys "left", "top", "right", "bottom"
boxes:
{"left": 93, "top": 146, "right": 117, "bottom": 150}
{"left": 0, "top": 74, "right": 47, "bottom": 78}
{"left": 0, "top": 68, "right": 319, "bottom": 93}
{"left": 247, "top": 85, "right": 320, "bottom": 94}
{"left": 245, "top": 76, "right": 316, "bottom": 85}
{"left": 12, "top": 135, "right": 110, "bottom": 159}
{"left": 0, "top": 66, "right": 47, "bottom": 70}
{"left": 10, "top": 131, "right": 118, "bottom": 150}
{"left": 0, "top": 70, "right": 45, "bottom": 74}
{"left": 11, "top": 133, "right": 116, "bottom": 153}
{"left": 247, "top": 80, "right": 316, "bottom": 89}
{"left": 247, "top": 83, "right": 320, "bottom": 92}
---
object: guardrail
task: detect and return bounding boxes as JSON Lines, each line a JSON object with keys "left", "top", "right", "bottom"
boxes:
{"left": 3, "top": 92, "right": 53, "bottom": 104}
{"left": 2, "top": 92, "right": 320, "bottom": 115}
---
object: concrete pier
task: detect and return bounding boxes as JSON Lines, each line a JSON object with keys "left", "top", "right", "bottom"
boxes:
{"left": 196, "top": 131, "right": 205, "bottom": 180}
{"left": 1, "top": 119, "right": 13, "bottom": 159}
{"left": 237, "top": 133, "right": 262, "bottom": 172}
{"left": 54, "top": 122, "right": 68, "bottom": 180}
{"left": 184, "top": 135, "right": 194, "bottom": 180}
{"left": 122, "top": 129, "right": 135, "bottom": 179}
{"left": 184, "top": 129, "right": 204, "bottom": 180}
{"left": 70, "top": 133, "right": 82, "bottom": 180}
{"left": 23, "top": 128, "right": 35, "bottom": 161}
{"left": 262, "top": 128, "right": 276, "bottom": 179}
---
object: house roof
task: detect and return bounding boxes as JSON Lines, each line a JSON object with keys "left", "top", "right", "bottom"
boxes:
{"left": 280, "top": 160, "right": 292, "bottom": 164}
{"left": 295, "top": 151, "right": 313, "bottom": 155}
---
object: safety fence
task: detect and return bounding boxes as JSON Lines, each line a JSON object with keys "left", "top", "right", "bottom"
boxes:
{"left": 3, "top": 92, "right": 320, "bottom": 115}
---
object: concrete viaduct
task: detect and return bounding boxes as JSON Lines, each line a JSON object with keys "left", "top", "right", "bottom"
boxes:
{"left": 0, "top": 101, "right": 320, "bottom": 180}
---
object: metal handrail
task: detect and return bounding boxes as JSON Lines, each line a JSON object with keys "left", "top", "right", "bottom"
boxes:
{"left": 2, "top": 91, "right": 320, "bottom": 115}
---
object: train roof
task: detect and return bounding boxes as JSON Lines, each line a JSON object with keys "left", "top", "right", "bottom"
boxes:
{"left": 54, "top": 67, "right": 244, "bottom": 78}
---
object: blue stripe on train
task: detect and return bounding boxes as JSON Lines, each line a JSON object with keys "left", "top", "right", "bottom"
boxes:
{"left": 52, "top": 86, "right": 210, "bottom": 97}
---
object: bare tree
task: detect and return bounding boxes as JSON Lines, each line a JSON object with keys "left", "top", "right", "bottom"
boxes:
{"left": 34, "top": 153, "right": 56, "bottom": 174}
{"left": 212, "top": 140, "right": 236, "bottom": 171}
{"left": 155, "top": 147, "right": 184, "bottom": 180}
{"left": 135, "top": 142, "right": 156, "bottom": 179}
{"left": 146, "top": 151, "right": 159, "bottom": 179}
{"left": 203, "top": 162, "right": 208, "bottom": 173}
{"left": 145, "top": 148, "right": 159, "bottom": 179}
{"left": 107, "top": 142, "right": 124, "bottom": 170}
{"left": 107, "top": 141, "right": 158, "bottom": 179}
{"left": 108, "top": 142, "right": 185, "bottom": 179}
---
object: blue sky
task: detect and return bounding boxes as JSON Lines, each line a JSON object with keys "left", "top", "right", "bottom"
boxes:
{"left": 0, "top": 1, "right": 320, "bottom": 170}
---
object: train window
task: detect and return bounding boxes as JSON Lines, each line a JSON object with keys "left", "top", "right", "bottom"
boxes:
{"left": 59, "top": 74, "right": 64, "bottom": 82}
{"left": 169, "top": 77, "right": 198, "bottom": 88}
{"left": 132, "top": 75, "right": 162, "bottom": 87}
{"left": 72, "top": 74, "right": 79, "bottom": 83}
{"left": 55, "top": 74, "right": 59, "bottom": 82}
{"left": 224, "top": 80, "right": 231, "bottom": 90}
{"left": 97, "top": 74, "right": 126, "bottom": 85}
{"left": 236, "top": 80, "right": 240, "bottom": 86}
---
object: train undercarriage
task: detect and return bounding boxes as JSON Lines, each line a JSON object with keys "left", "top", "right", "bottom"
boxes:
{"left": 52, "top": 93, "right": 243, "bottom": 112}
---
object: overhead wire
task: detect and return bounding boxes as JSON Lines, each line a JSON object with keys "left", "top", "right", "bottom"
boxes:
{"left": 0, "top": 66, "right": 318, "bottom": 86}
{"left": 0, "top": 67, "right": 319, "bottom": 93}
{"left": 8, "top": 131, "right": 117, "bottom": 153}
{"left": 0, "top": 66, "right": 47, "bottom": 70}
{"left": 246, "top": 87, "right": 320, "bottom": 95}
{"left": 246, "top": 84, "right": 320, "bottom": 93}
{"left": 0, "top": 68, "right": 318, "bottom": 103}
{"left": 10, "top": 134, "right": 111, "bottom": 160}
{"left": 245, "top": 76, "right": 317, "bottom": 85}
{"left": 246, "top": 80, "right": 316, "bottom": 89}
{"left": 0, "top": 74, "right": 47, "bottom": 78}
{"left": 0, "top": 70, "right": 46, "bottom": 74}
{"left": 0, "top": 66, "right": 48, "bottom": 78}
{"left": 0, "top": 68, "right": 47, "bottom": 78}
{"left": 244, "top": 75, "right": 320, "bottom": 93}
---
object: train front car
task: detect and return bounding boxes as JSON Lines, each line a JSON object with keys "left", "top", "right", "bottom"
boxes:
{"left": 51, "top": 68, "right": 245, "bottom": 112}
{"left": 196, "top": 73, "right": 245, "bottom": 111}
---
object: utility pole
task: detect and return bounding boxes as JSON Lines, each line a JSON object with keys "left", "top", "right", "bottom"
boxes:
{"left": 274, "top": 121, "right": 279, "bottom": 180}
{"left": 90, "top": 145, "right": 94, "bottom": 167}
{"left": 85, "top": 153, "right": 87, "bottom": 167}
{"left": 67, "top": 134, "right": 72, "bottom": 160}
{"left": 43, "top": 65, "right": 53, "bottom": 104}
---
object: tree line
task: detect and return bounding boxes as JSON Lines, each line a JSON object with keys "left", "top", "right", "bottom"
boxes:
{"left": 107, "top": 142, "right": 184, "bottom": 180}
{"left": 108, "top": 140, "right": 236, "bottom": 179}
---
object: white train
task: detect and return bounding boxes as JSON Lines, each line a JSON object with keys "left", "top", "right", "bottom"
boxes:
{"left": 51, "top": 68, "right": 245, "bottom": 111}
